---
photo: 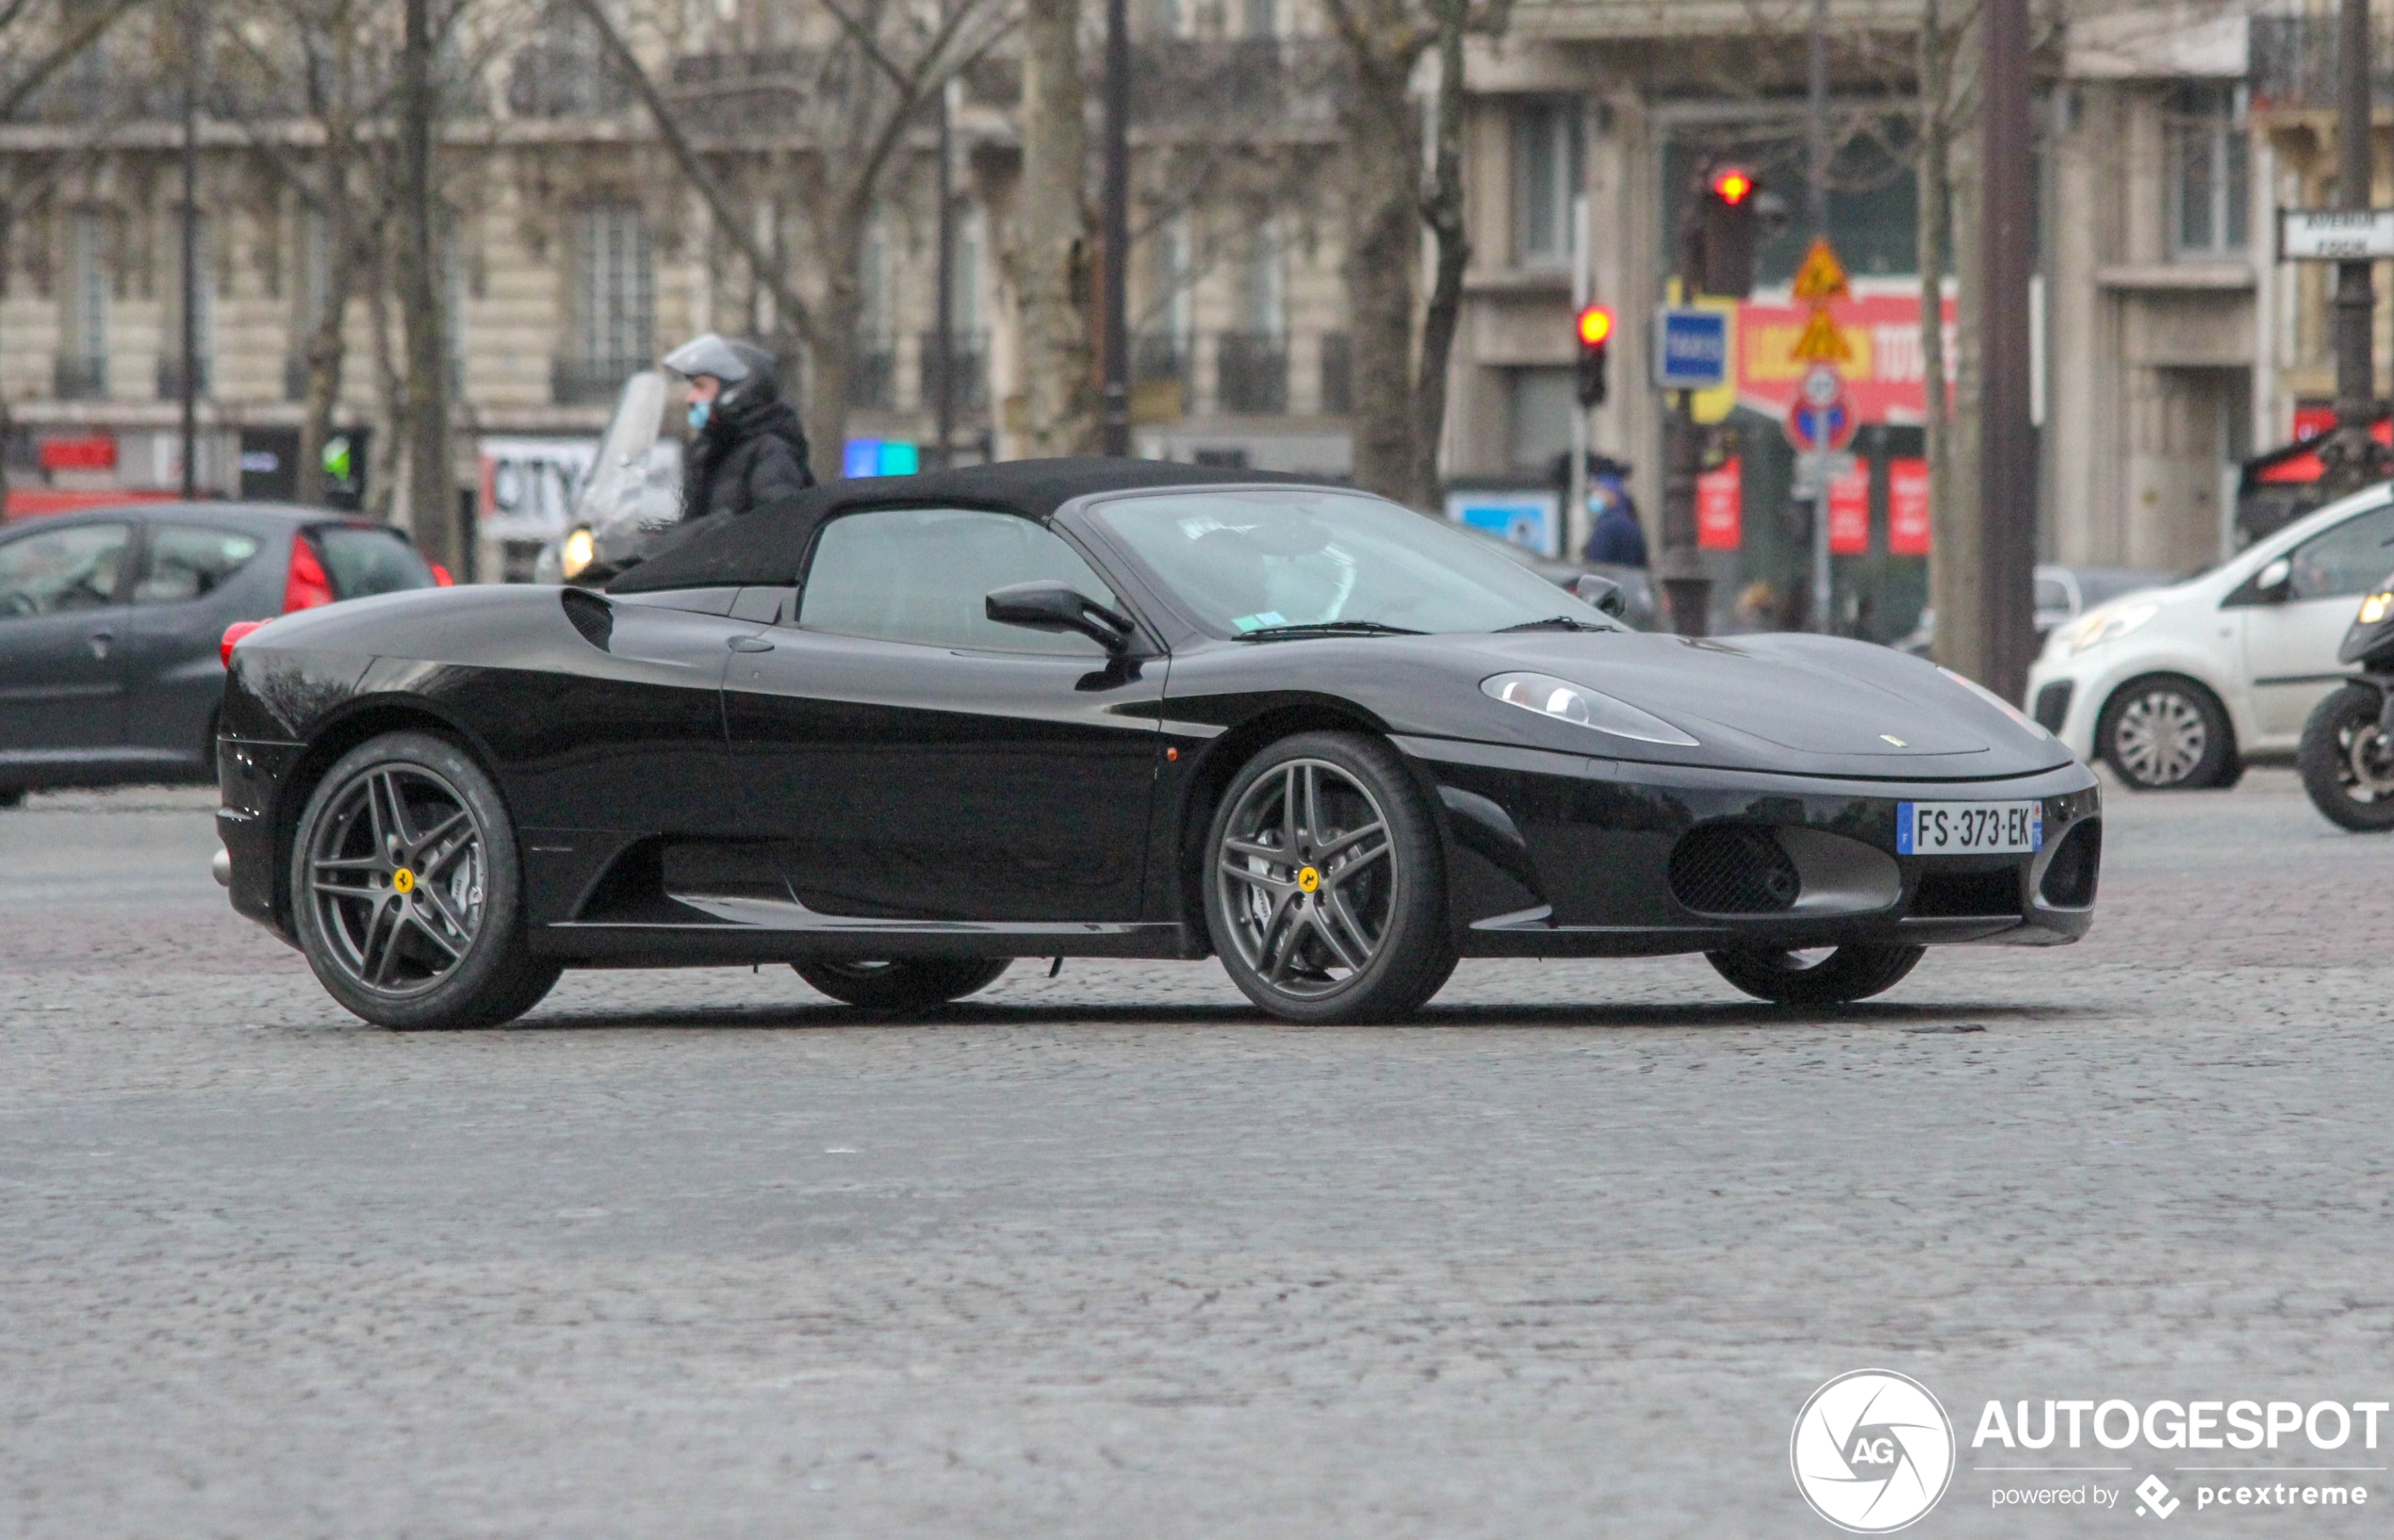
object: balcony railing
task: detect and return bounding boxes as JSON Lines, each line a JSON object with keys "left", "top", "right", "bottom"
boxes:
{"left": 2251, "top": 15, "right": 2394, "bottom": 110}
{"left": 1318, "top": 332, "right": 1352, "bottom": 416}
{"left": 1216, "top": 332, "right": 1288, "bottom": 415}
{"left": 916, "top": 331, "right": 989, "bottom": 414}
{"left": 156, "top": 356, "right": 210, "bottom": 400}
{"left": 508, "top": 42, "right": 629, "bottom": 118}
{"left": 54, "top": 354, "right": 106, "bottom": 401}
{"left": 552, "top": 354, "right": 646, "bottom": 406}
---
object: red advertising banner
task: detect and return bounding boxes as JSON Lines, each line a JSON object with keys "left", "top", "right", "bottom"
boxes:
{"left": 1697, "top": 458, "right": 1742, "bottom": 550}
{"left": 1736, "top": 283, "right": 1958, "bottom": 426}
{"left": 1889, "top": 458, "right": 1931, "bottom": 556}
{"left": 1828, "top": 464, "right": 1870, "bottom": 555}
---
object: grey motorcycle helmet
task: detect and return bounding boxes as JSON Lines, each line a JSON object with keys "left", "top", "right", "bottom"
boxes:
{"left": 662, "top": 334, "right": 779, "bottom": 410}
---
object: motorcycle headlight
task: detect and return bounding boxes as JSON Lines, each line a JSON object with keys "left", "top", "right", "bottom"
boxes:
{"left": 2064, "top": 601, "right": 2158, "bottom": 655}
{"left": 2360, "top": 590, "right": 2394, "bottom": 626}
{"left": 559, "top": 526, "right": 596, "bottom": 581}
{"left": 1482, "top": 671, "right": 1699, "bottom": 746}
{"left": 1939, "top": 665, "right": 2051, "bottom": 740}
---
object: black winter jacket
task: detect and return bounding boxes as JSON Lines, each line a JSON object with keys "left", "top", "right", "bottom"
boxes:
{"left": 681, "top": 394, "right": 813, "bottom": 519}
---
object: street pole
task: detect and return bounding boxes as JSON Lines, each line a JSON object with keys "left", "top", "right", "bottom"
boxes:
{"left": 1657, "top": 193, "right": 1709, "bottom": 636}
{"left": 1979, "top": 0, "right": 2038, "bottom": 701}
{"left": 933, "top": 79, "right": 957, "bottom": 469}
{"left": 178, "top": 0, "right": 202, "bottom": 500}
{"left": 2323, "top": 0, "right": 2385, "bottom": 496}
{"left": 1568, "top": 192, "right": 1589, "bottom": 559}
{"left": 1099, "top": 0, "right": 1131, "bottom": 458}
{"left": 1806, "top": 0, "right": 1830, "bottom": 632}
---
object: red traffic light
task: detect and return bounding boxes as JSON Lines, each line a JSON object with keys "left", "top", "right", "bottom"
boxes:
{"left": 1711, "top": 167, "right": 1755, "bottom": 205}
{"left": 1576, "top": 304, "right": 1615, "bottom": 347}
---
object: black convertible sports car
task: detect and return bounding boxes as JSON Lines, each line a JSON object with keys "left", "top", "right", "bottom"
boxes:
{"left": 216, "top": 459, "right": 2099, "bottom": 1028}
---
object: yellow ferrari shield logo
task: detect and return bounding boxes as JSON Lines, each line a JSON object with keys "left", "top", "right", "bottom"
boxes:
{"left": 1296, "top": 866, "right": 1321, "bottom": 893}
{"left": 391, "top": 868, "right": 417, "bottom": 894}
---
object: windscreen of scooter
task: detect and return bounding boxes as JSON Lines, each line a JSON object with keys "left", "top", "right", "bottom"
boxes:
{"left": 572, "top": 370, "right": 673, "bottom": 551}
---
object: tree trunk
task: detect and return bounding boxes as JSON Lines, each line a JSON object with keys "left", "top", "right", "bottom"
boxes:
{"left": 1917, "top": 0, "right": 1950, "bottom": 654}
{"left": 366, "top": 232, "right": 402, "bottom": 525}
{"left": 804, "top": 242, "right": 863, "bottom": 478}
{"left": 1010, "top": 0, "right": 1095, "bottom": 457}
{"left": 1409, "top": 0, "right": 1468, "bottom": 511}
{"left": 1339, "top": 43, "right": 1419, "bottom": 506}
{"left": 395, "top": 0, "right": 453, "bottom": 565}
{"left": 1931, "top": 15, "right": 1985, "bottom": 681}
{"left": 297, "top": 117, "right": 356, "bottom": 507}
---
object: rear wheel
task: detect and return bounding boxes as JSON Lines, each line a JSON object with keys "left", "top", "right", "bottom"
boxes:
{"left": 1706, "top": 943, "right": 1925, "bottom": 1006}
{"left": 290, "top": 731, "right": 561, "bottom": 1029}
{"left": 2097, "top": 675, "right": 2234, "bottom": 790}
{"left": 2298, "top": 682, "right": 2394, "bottom": 831}
{"left": 0, "top": 788, "right": 23, "bottom": 809}
{"left": 1204, "top": 731, "right": 1455, "bottom": 1024}
{"left": 793, "top": 958, "right": 1010, "bottom": 1009}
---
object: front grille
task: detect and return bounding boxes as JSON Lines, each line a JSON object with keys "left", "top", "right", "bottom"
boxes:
{"left": 1911, "top": 868, "right": 2021, "bottom": 918}
{"left": 1668, "top": 824, "right": 1799, "bottom": 914}
{"left": 2033, "top": 680, "right": 2074, "bottom": 733}
{"left": 2039, "top": 819, "right": 2101, "bottom": 908}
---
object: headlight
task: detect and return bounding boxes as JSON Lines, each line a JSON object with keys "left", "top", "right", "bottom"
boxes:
{"left": 2063, "top": 601, "right": 2157, "bottom": 655}
{"left": 1938, "top": 665, "right": 2051, "bottom": 740}
{"left": 559, "top": 526, "right": 596, "bottom": 581}
{"left": 1482, "top": 671, "right": 1699, "bottom": 746}
{"left": 2359, "top": 590, "right": 2394, "bottom": 626}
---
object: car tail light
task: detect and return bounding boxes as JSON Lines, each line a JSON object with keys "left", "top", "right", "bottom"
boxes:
{"left": 220, "top": 620, "right": 266, "bottom": 667}
{"left": 431, "top": 563, "right": 453, "bottom": 586}
{"left": 284, "top": 535, "right": 335, "bottom": 612}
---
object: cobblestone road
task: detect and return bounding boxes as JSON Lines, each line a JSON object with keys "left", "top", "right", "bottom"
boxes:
{"left": 2, "top": 770, "right": 2389, "bottom": 1537}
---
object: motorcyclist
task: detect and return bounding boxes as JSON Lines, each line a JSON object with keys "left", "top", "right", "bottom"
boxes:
{"left": 662, "top": 334, "right": 814, "bottom": 518}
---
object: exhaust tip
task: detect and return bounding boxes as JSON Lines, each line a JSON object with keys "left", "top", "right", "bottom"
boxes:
{"left": 211, "top": 846, "right": 231, "bottom": 889}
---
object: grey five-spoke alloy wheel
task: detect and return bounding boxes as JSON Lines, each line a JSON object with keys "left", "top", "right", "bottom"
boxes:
{"left": 1203, "top": 731, "right": 1456, "bottom": 1024}
{"left": 2298, "top": 682, "right": 2394, "bottom": 831}
{"left": 2097, "top": 675, "right": 2235, "bottom": 790}
{"left": 290, "top": 730, "right": 561, "bottom": 1028}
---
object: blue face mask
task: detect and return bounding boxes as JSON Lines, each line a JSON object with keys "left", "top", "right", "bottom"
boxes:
{"left": 687, "top": 400, "right": 712, "bottom": 431}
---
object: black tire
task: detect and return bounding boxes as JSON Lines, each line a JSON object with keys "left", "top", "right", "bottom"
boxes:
{"left": 0, "top": 788, "right": 23, "bottom": 809}
{"left": 1203, "top": 730, "right": 1455, "bottom": 1024}
{"left": 2096, "top": 674, "right": 2236, "bottom": 790}
{"left": 289, "top": 730, "right": 561, "bottom": 1029}
{"left": 1706, "top": 943, "right": 1926, "bottom": 1006}
{"left": 2299, "top": 682, "right": 2394, "bottom": 831}
{"left": 793, "top": 958, "right": 1010, "bottom": 1008}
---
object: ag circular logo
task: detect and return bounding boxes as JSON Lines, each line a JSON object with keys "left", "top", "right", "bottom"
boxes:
{"left": 1790, "top": 1368, "right": 1955, "bottom": 1532}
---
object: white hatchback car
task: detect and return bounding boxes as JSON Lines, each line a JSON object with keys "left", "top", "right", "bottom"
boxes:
{"left": 2025, "top": 483, "right": 2394, "bottom": 790}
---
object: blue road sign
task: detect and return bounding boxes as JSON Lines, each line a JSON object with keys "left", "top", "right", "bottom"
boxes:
{"left": 1651, "top": 306, "right": 1730, "bottom": 390}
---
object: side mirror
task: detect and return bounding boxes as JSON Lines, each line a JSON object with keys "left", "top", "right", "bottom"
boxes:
{"left": 1572, "top": 572, "right": 1628, "bottom": 618}
{"left": 986, "top": 581, "right": 1135, "bottom": 653}
{"left": 2255, "top": 556, "right": 2293, "bottom": 602}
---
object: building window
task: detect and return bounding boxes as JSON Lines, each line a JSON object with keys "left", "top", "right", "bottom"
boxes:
{"left": 556, "top": 203, "right": 651, "bottom": 403}
{"left": 1513, "top": 103, "right": 1581, "bottom": 269}
{"left": 2172, "top": 83, "right": 2248, "bottom": 258}
{"left": 1242, "top": 0, "right": 1275, "bottom": 40}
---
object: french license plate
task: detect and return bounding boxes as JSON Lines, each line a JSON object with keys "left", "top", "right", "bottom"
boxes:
{"left": 1897, "top": 800, "right": 2042, "bottom": 855}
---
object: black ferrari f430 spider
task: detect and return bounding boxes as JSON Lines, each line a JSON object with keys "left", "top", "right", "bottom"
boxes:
{"left": 215, "top": 459, "right": 2099, "bottom": 1027}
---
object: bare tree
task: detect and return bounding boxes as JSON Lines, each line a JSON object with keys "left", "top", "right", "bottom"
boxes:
{"left": 1011, "top": 0, "right": 1092, "bottom": 455}
{"left": 574, "top": 0, "right": 1009, "bottom": 474}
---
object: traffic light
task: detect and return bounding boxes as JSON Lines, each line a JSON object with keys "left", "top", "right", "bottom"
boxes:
{"left": 1575, "top": 303, "right": 1613, "bottom": 407}
{"left": 1698, "top": 164, "right": 1760, "bottom": 298}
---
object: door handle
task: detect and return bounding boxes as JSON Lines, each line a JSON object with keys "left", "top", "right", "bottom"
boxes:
{"left": 728, "top": 635, "right": 775, "bottom": 653}
{"left": 87, "top": 629, "right": 114, "bottom": 659}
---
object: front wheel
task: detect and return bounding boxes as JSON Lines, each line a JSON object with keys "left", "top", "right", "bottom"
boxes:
{"left": 793, "top": 958, "right": 1010, "bottom": 1009}
{"left": 1706, "top": 943, "right": 1925, "bottom": 1006}
{"left": 2097, "top": 676, "right": 2235, "bottom": 790}
{"left": 290, "top": 731, "right": 561, "bottom": 1028}
{"left": 1203, "top": 731, "right": 1456, "bottom": 1024}
{"left": 2298, "top": 682, "right": 2394, "bottom": 831}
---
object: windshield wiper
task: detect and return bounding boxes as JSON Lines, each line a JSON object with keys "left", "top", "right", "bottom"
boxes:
{"left": 1235, "top": 620, "right": 1426, "bottom": 640}
{"left": 1496, "top": 614, "right": 1611, "bottom": 632}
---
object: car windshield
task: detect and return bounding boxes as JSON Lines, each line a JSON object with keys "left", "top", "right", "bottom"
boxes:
{"left": 313, "top": 525, "right": 436, "bottom": 598}
{"left": 1089, "top": 487, "right": 1616, "bottom": 637}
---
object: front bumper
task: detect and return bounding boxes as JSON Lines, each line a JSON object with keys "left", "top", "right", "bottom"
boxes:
{"left": 1398, "top": 736, "right": 2101, "bottom": 958}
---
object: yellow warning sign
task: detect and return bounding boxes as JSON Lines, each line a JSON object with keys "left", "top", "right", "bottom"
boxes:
{"left": 1790, "top": 306, "right": 1852, "bottom": 364}
{"left": 1791, "top": 237, "right": 1850, "bottom": 303}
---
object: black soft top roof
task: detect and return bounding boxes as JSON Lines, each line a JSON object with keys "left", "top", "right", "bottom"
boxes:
{"left": 609, "top": 456, "right": 1304, "bottom": 594}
